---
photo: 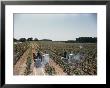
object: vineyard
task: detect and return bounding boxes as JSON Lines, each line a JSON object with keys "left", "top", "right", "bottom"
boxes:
{"left": 13, "top": 41, "right": 97, "bottom": 75}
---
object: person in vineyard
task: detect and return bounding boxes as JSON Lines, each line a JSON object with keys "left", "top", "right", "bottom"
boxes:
{"left": 64, "top": 51, "right": 67, "bottom": 58}
{"left": 33, "top": 53, "right": 36, "bottom": 62}
{"left": 34, "top": 51, "right": 43, "bottom": 67}
{"left": 36, "top": 51, "right": 42, "bottom": 61}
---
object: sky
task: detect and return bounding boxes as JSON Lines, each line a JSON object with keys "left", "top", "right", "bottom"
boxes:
{"left": 14, "top": 13, "right": 97, "bottom": 41}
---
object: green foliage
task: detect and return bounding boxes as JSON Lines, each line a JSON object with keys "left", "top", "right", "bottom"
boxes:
{"left": 24, "top": 57, "right": 32, "bottom": 75}
{"left": 45, "top": 64, "right": 56, "bottom": 75}
{"left": 13, "top": 42, "right": 29, "bottom": 65}
{"left": 27, "top": 37, "right": 33, "bottom": 41}
{"left": 19, "top": 38, "right": 26, "bottom": 42}
{"left": 37, "top": 41, "right": 97, "bottom": 75}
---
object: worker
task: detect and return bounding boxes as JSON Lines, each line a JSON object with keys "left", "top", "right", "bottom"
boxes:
{"left": 36, "top": 51, "right": 42, "bottom": 61}
{"left": 33, "top": 53, "right": 36, "bottom": 62}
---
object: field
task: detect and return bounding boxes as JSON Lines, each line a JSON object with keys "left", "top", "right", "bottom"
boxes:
{"left": 13, "top": 41, "right": 97, "bottom": 75}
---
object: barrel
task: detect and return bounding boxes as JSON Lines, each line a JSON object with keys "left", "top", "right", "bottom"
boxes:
{"left": 43, "top": 54, "right": 49, "bottom": 64}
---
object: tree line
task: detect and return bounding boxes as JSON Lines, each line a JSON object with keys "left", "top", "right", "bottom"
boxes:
{"left": 76, "top": 37, "right": 97, "bottom": 43}
{"left": 14, "top": 38, "right": 52, "bottom": 42}
{"left": 14, "top": 37, "right": 38, "bottom": 42}
{"left": 65, "top": 37, "right": 97, "bottom": 43}
{"left": 14, "top": 37, "right": 97, "bottom": 43}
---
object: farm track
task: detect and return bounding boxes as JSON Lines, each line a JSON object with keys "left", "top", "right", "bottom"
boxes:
{"left": 49, "top": 59, "right": 66, "bottom": 75}
{"left": 30, "top": 42, "right": 45, "bottom": 75}
{"left": 13, "top": 47, "right": 31, "bottom": 75}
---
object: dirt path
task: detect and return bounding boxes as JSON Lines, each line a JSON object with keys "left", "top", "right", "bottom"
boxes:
{"left": 31, "top": 65, "right": 45, "bottom": 75}
{"left": 49, "top": 59, "right": 66, "bottom": 75}
{"left": 30, "top": 42, "right": 45, "bottom": 75}
{"left": 13, "top": 48, "right": 31, "bottom": 75}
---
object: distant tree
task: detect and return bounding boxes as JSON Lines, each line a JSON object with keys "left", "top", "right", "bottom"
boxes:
{"left": 40, "top": 39, "right": 52, "bottom": 41}
{"left": 76, "top": 37, "right": 97, "bottom": 43}
{"left": 34, "top": 38, "right": 38, "bottom": 41}
{"left": 27, "top": 37, "right": 33, "bottom": 41}
{"left": 14, "top": 38, "right": 18, "bottom": 42}
{"left": 19, "top": 38, "right": 26, "bottom": 42}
